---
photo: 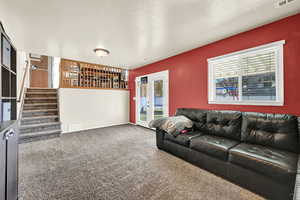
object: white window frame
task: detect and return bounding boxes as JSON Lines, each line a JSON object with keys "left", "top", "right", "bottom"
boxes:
{"left": 208, "top": 40, "right": 285, "bottom": 106}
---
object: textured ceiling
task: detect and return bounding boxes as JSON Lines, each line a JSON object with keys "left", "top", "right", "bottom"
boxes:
{"left": 0, "top": 0, "right": 300, "bottom": 69}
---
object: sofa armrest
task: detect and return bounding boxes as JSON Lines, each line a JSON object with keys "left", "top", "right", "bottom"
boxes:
{"left": 293, "top": 155, "right": 300, "bottom": 200}
{"left": 156, "top": 129, "right": 165, "bottom": 149}
{"left": 298, "top": 117, "right": 300, "bottom": 143}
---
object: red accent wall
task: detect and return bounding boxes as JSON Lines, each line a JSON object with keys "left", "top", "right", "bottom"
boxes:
{"left": 129, "top": 13, "right": 300, "bottom": 123}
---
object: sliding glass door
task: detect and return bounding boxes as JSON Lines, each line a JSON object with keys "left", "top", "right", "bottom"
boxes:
{"left": 136, "top": 71, "right": 169, "bottom": 127}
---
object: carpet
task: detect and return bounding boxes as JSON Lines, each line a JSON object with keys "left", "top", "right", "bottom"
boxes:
{"left": 19, "top": 124, "right": 264, "bottom": 200}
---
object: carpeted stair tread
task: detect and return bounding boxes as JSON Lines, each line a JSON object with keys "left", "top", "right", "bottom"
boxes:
{"left": 24, "top": 103, "right": 57, "bottom": 106}
{"left": 22, "top": 108, "right": 58, "bottom": 113}
{"left": 23, "top": 103, "right": 58, "bottom": 110}
{"left": 22, "top": 115, "right": 59, "bottom": 121}
{"left": 20, "top": 122, "right": 60, "bottom": 130}
{"left": 20, "top": 129, "right": 61, "bottom": 137}
{"left": 27, "top": 88, "right": 57, "bottom": 91}
{"left": 20, "top": 88, "right": 61, "bottom": 143}
{"left": 25, "top": 97, "right": 57, "bottom": 100}
{"left": 28, "top": 88, "right": 56, "bottom": 89}
{"left": 19, "top": 129, "right": 61, "bottom": 142}
{"left": 26, "top": 92, "right": 57, "bottom": 94}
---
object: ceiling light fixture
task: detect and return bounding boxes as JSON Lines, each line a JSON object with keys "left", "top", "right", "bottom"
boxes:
{"left": 94, "top": 48, "right": 110, "bottom": 57}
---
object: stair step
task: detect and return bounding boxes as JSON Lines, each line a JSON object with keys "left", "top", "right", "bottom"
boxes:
{"left": 25, "top": 97, "right": 58, "bottom": 104}
{"left": 26, "top": 92, "right": 57, "bottom": 94}
{"left": 24, "top": 103, "right": 57, "bottom": 106}
{"left": 27, "top": 88, "right": 57, "bottom": 92}
{"left": 22, "top": 109, "right": 58, "bottom": 118}
{"left": 23, "top": 108, "right": 58, "bottom": 113}
{"left": 19, "top": 129, "right": 61, "bottom": 144}
{"left": 26, "top": 92, "right": 57, "bottom": 98}
{"left": 21, "top": 115, "right": 59, "bottom": 125}
{"left": 25, "top": 97, "right": 57, "bottom": 100}
{"left": 22, "top": 115, "right": 59, "bottom": 121}
{"left": 20, "top": 122, "right": 60, "bottom": 130}
{"left": 20, "top": 88, "right": 60, "bottom": 143}
{"left": 20, "top": 122, "right": 61, "bottom": 134}
{"left": 27, "top": 87, "right": 57, "bottom": 90}
{"left": 23, "top": 103, "right": 58, "bottom": 110}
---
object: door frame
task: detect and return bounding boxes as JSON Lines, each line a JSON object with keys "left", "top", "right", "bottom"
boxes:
{"left": 135, "top": 70, "right": 169, "bottom": 127}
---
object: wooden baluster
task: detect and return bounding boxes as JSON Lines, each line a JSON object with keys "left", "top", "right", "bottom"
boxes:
{"left": 96, "top": 67, "right": 98, "bottom": 88}
{"left": 94, "top": 67, "right": 96, "bottom": 88}
{"left": 83, "top": 66, "right": 87, "bottom": 87}
{"left": 107, "top": 67, "right": 109, "bottom": 88}
{"left": 92, "top": 66, "right": 94, "bottom": 88}
{"left": 100, "top": 66, "right": 102, "bottom": 88}
{"left": 88, "top": 65, "right": 91, "bottom": 88}
{"left": 90, "top": 65, "right": 92, "bottom": 88}
{"left": 104, "top": 67, "right": 107, "bottom": 88}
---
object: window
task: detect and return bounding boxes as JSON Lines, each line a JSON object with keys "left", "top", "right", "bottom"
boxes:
{"left": 208, "top": 40, "right": 284, "bottom": 106}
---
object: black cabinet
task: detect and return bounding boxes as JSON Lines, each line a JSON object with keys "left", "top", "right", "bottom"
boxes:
{"left": 1, "top": 36, "right": 11, "bottom": 69}
{"left": 1, "top": 21, "right": 17, "bottom": 123}
{"left": 0, "top": 122, "right": 18, "bottom": 200}
{"left": 0, "top": 21, "right": 18, "bottom": 200}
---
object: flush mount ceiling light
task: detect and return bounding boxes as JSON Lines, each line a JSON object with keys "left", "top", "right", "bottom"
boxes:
{"left": 94, "top": 48, "right": 110, "bottom": 57}
{"left": 275, "top": 0, "right": 296, "bottom": 8}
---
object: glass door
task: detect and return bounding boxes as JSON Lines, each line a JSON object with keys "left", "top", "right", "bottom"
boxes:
{"left": 136, "top": 76, "right": 149, "bottom": 127}
{"left": 153, "top": 80, "right": 164, "bottom": 120}
{"left": 136, "top": 71, "right": 169, "bottom": 127}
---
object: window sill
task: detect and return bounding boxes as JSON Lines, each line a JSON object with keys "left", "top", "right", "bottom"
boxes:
{"left": 208, "top": 100, "right": 284, "bottom": 106}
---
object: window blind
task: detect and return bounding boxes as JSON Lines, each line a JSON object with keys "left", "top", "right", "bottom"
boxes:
{"left": 214, "top": 57, "right": 240, "bottom": 79}
{"left": 241, "top": 50, "right": 276, "bottom": 76}
{"left": 208, "top": 40, "right": 284, "bottom": 106}
{"left": 213, "top": 49, "right": 277, "bottom": 79}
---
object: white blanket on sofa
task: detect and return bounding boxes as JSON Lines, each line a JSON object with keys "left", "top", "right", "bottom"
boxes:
{"left": 149, "top": 115, "right": 193, "bottom": 136}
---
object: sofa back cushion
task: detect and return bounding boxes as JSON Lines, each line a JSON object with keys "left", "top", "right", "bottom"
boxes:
{"left": 241, "top": 112, "right": 299, "bottom": 153}
{"left": 175, "top": 108, "right": 207, "bottom": 132}
{"left": 206, "top": 110, "right": 242, "bottom": 141}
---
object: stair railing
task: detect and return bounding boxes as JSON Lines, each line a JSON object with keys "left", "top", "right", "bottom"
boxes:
{"left": 17, "top": 59, "right": 30, "bottom": 120}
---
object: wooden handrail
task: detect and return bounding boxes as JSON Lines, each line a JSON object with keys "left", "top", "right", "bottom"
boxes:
{"left": 17, "top": 60, "right": 29, "bottom": 102}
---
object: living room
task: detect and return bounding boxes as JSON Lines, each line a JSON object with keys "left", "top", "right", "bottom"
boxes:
{"left": 1, "top": 1, "right": 300, "bottom": 200}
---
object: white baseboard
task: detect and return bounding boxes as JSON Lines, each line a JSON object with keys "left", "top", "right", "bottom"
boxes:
{"left": 61, "top": 122, "right": 131, "bottom": 134}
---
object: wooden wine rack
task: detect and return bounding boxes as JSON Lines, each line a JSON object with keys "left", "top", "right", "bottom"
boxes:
{"left": 60, "top": 59, "right": 128, "bottom": 90}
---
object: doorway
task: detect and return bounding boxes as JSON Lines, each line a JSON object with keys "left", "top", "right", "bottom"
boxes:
{"left": 30, "top": 54, "right": 49, "bottom": 88}
{"left": 29, "top": 54, "right": 60, "bottom": 88}
{"left": 135, "top": 70, "right": 169, "bottom": 127}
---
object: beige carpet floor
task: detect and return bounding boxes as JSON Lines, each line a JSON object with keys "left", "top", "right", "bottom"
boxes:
{"left": 19, "top": 124, "right": 264, "bottom": 200}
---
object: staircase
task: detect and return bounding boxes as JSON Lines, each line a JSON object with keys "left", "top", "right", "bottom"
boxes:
{"left": 19, "top": 88, "right": 61, "bottom": 143}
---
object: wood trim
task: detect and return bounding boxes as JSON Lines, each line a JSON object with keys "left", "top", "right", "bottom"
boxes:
{"left": 61, "top": 58, "right": 125, "bottom": 70}
{"left": 59, "top": 86, "right": 128, "bottom": 91}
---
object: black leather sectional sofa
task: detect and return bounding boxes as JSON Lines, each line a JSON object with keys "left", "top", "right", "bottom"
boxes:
{"left": 155, "top": 108, "right": 300, "bottom": 200}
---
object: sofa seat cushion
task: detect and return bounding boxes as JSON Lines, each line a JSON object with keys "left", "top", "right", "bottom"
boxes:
{"left": 164, "top": 131, "right": 203, "bottom": 147}
{"left": 229, "top": 143, "right": 298, "bottom": 183}
{"left": 190, "top": 135, "right": 239, "bottom": 161}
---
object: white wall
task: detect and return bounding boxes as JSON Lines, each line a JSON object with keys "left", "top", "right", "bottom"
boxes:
{"left": 59, "top": 88, "right": 129, "bottom": 133}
